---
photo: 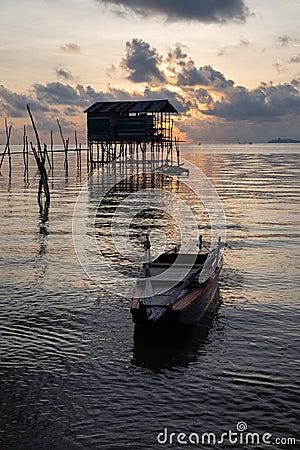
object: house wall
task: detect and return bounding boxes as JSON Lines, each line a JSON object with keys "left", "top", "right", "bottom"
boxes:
{"left": 87, "top": 113, "right": 156, "bottom": 142}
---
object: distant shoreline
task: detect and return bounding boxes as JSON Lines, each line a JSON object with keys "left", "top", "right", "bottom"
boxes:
{"left": 268, "top": 138, "right": 300, "bottom": 143}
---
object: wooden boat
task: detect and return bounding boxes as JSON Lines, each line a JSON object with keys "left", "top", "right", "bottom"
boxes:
{"left": 130, "top": 236, "right": 225, "bottom": 325}
{"left": 156, "top": 162, "right": 189, "bottom": 175}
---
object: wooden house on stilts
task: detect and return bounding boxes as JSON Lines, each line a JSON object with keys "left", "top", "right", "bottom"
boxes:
{"left": 84, "top": 100, "right": 179, "bottom": 166}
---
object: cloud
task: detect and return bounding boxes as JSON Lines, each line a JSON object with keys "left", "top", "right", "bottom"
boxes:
{"left": 277, "top": 35, "right": 300, "bottom": 49}
{"left": 96, "top": 0, "right": 250, "bottom": 23}
{"left": 218, "top": 38, "right": 251, "bottom": 57}
{"left": 177, "top": 61, "right": 211, "bottom": 86}
{"left": 55, "top": 67, "right": 75, "bottom": 81}
{"left": 121, "top": 39, "right": 166, "bottom": 85}
{"left": 31, "top": 82, "right": 136, "bottom": 109}
{"left": 202, "top": 81, "right": 300, "bottom": 121}
{"left": 0, "top": 85, "right": 50, "bottom": 118}
{"left": 290, "top": 53, "right": 300, "bottom": 63}
{"left": 278, "top": 35, "right": 290, "bottom": 47}
{"left": 179, "top": 64, "right": 234, "bottom": 88}
{"left": 33, "top": 82, "right": 82, "bottom": 106}
{"left": 60, "top": 43, "right": 81, "bottom": 54}
{"left": 272, "top": 62, "right": 287, "bottom": 74}
{"left": 167, "top": 44, "right": 234, "bottom": 88}
{"left": 1, "top": 39, "right": 300, "bottom": 142}
{"left": 105, "top": 64, "right": 117, "bottom": 80}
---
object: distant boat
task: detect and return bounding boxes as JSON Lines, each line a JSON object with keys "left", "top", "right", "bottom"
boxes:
{"left": 156, "top": 162, "right": 189, "bottom": 175}
{"left": 130, "top": 235, "right": 225, "bottom": 325}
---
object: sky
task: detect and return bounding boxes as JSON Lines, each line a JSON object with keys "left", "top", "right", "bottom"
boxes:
{"left": 0, "top": 0, "right": 300, "bottom": 143}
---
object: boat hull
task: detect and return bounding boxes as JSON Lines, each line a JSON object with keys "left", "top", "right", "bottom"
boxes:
{"left": 130, "top": 264, "right": 222, "bottom": 325}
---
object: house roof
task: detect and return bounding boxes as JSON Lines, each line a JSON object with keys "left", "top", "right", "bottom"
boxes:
{"left": 84, "top": 99, "right": 178, "bottom": 114}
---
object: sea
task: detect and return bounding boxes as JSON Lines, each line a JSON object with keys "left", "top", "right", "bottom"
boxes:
{"left": 0, "top": 143, "right": 299, "bottom": 449}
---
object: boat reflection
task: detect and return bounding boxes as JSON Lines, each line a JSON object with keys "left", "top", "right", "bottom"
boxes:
{"left": 132, "top": 290, "right": 222, "bottom": 372}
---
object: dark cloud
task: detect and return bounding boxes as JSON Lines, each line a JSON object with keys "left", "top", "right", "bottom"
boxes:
{"left": 193, "top": 88, "right": 213, "bottom": 106}
{"left": 0, "top": 85, "right": 50, "bottom": 118}
{"left": 121, "top": 39, "right": 166, "bottom": 85}
{"left": 60, "top": 43, "right": 81, "bottom": 54}
{"left": 167, "top": 44, "right": 188, "bottom": 67}
{"left": 202, "top": 82, "right": 300, "bottom": 121}
{"left": 33, "top": 82, "right": 81, "bottom": 106}
{"left": 0, "top": 85, "right": 31, "bottom": 117}
{"left": 97, "top": 0, "right": 250, "bottom": 23}
{"left": 167, "top": 44, "right": 234, "bottom": 88}
{"left": 32, "top": 82, "right": 136, "bottom": 110}
{"left": 177, "top": 62, "right": 211, "bottom": 86}
{"left": 291, "top": 77, "right": 300, "bottom": 87}
{"left": 143, "top": 87, "right": 191, "bottom": 113}
{"left": 63, "top": 106, "right": 80, "bottom": 116}
{"left": 55, "top": 67, "right": 74, "bottom": 81}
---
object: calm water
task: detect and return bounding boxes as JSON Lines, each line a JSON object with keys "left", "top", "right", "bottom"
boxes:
{"left": 0, "top": 144, "right": 299, "bottom": 449}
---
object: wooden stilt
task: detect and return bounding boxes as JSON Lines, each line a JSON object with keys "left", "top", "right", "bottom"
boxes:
{"left": 49, "top": 130, "right": 53, "bottom": 171}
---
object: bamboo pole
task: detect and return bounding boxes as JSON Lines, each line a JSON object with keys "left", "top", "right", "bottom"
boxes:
{"left": 75, "top": 130, "right": 81, "bottom": 169}
{"left": 43, "top": 143, "right": 52, "bottom": 170}
{"left": 27, "top": 105, "right": 43, "bottom": 159}
{"left": 65, "top": 138, "right": 69, "bottom": 174}
{"left": 78, "top": 142, "right": 82, "bottom": 171}
{"left": 23, "top": 125, "right": 27, "bottom": 174}
{"left": 57, "top": 119, "right": 68, "bottom": 175}
{"left": 50, "top": 130, "right": 54, "bottom": 170}
{"left": 26, "top": 135, "right": 29, "bottom": 176}
{"left": 27, "top": 105, "right": 50, "bottom": 218}
{"left": 30, "top": 143, "right": 50, "bottom": 215}
{"left": 0, "top": 119, "right": 12, "bottom": 174}
{"left": 6, "top": 119, "right": 12, "bottom": 178}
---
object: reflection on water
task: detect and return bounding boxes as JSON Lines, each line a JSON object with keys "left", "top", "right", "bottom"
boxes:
{"left": 132, "top": 309, "right": 220, "bottom": 372}
{"left": 0, "top": 146, "right": 299, "bottom": 449}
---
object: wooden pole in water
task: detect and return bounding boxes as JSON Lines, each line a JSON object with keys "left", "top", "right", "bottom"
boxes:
{"left": 23, "top": 125, "right": 27, "bottom": 175}
{"left": 0, "top": 119, "right": 12, "bottom": 174}
{"left": 26, "top": 135, "right": 29, "bottom": 176}
{"left": 75, "top": 130, "right": 79, "bottom": 169}
{"left": 79, "top": 143, "right": 82, "bottom": 171}
{"left": 5, "top": 119, "right": 12, "bottom": 178}
{"left": 50, "top": 130, "right": 54, "bottom": 170}
{"left": 43, "top": 143, "right": 52, "bottom": 170}
{"left": 57, "top": 119, "right": 68, "bottom": 175}
{"left": 31, "top": 143, "right": 50, "bottom": 219}
{"left": 175, "top": 137, "right": 180, "bottom": 166}
{"left": 65, "top": 138, "right": 69, "bottom": 175}
{"left": 27, "top": 104, "right": 50, "bottom": 218}
{"left": 27, "top": 105, "right": 43, "bottom": 159}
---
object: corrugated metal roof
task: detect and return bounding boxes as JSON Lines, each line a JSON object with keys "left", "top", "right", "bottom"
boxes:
{"left": 84, "top": 100, "right": 178, "bottom": 114}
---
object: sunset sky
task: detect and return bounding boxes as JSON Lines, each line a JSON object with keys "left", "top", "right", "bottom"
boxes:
{"left": 1, "top": 0, "right": 300, "bottom": 143}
